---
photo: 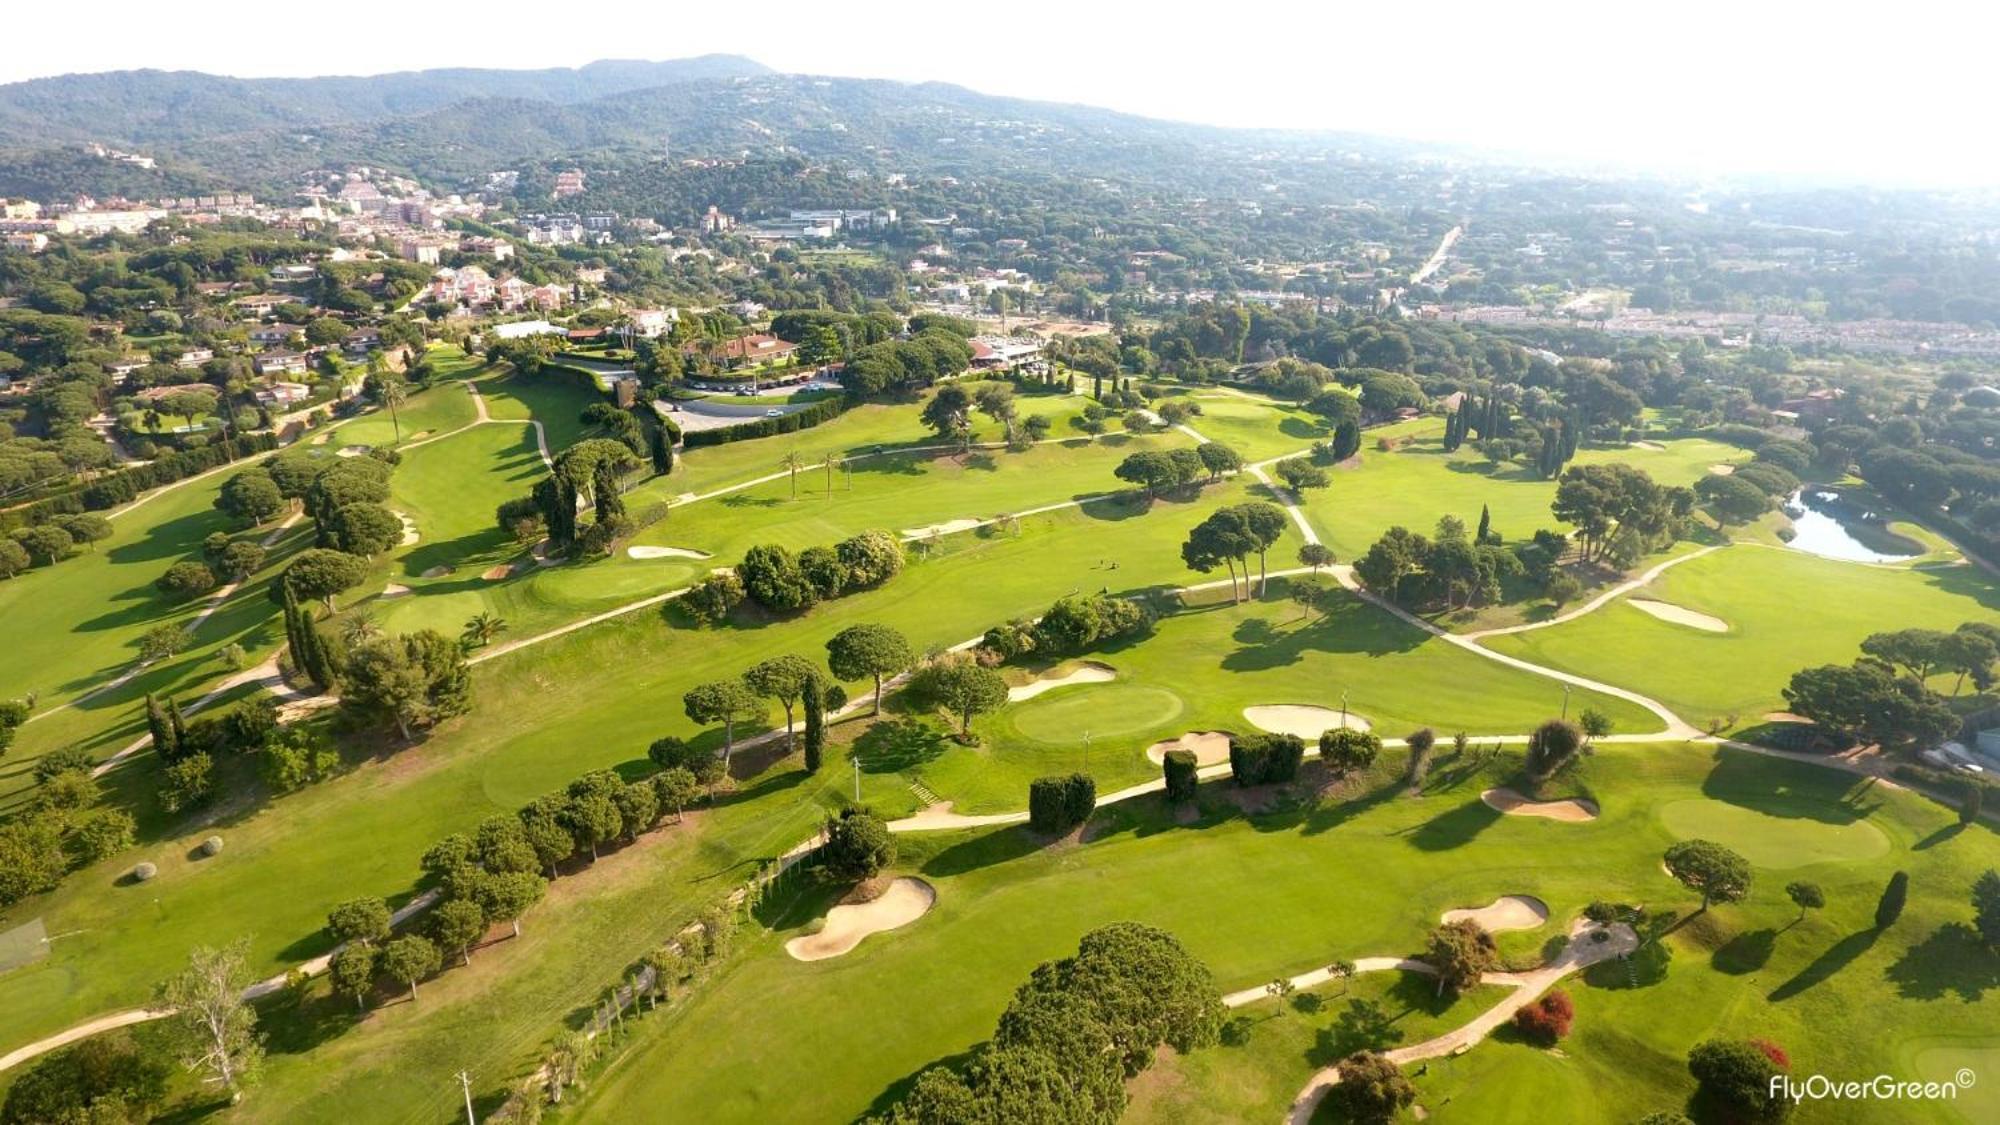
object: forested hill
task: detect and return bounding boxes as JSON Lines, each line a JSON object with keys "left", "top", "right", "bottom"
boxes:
{"left": 0, "top": 55, "right": 771, "bottom": 149}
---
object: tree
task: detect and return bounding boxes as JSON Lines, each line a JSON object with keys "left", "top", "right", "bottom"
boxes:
{"left": 1328, "top": 1050, "right": 1416, "bottom": 1123}
{"left": 155, "top": 940, "right": 262, "bottom": 1100}
{"left": 380, "top": 935, "right": 440, "bottom": 1002}
{"left": 929, "top": 660, "right": 1008, "bottom": 737}
{"left": 156, "top": 560, "right": 218, "bottom": 600}
{"left": 821, "top": 806, "right": 896, "bottom": 882}
{"left": 801, "top": 674, "right": 827, "bottom": 773}
{"left": 15, "top": 524, "right": 73, "bottom": 567}
{"left": 341, "top": 631, "right": 471, "bottom": 741}
{"left": 1181, "top": 507, "right": 1257, "bottom": 602}
{"left": 1114, "top": 449, "right": 1196, "bottom": 500}
{"left": 1297, "top": 542, "right": 1335, "bottom": 574}
{"left": 738, "top": 543, "right": 817, "bottom": 612}
{"left": 1687, "top": 1039, "right": 1791, "bottom": 1123}
{"left": 1275, "top": 458, "right": 1330, "bottom": 493}
{"left": 327, "top": 897, "right": 392, "bottom": 946}
{"left": 328, "top": 944, "right": 378, "bottom": 1011}
{"left": 613, "top": 780, "right": 660, "bottom": 840}
{"left": 654, "top": 766, "right": 701, "bottom": 823}
{"left": 744, "top": 655, "right": 817, "bottom": 752}
{"left": 140, "top": 622, "right": 196, "bottom": 661}
{"left": 1525, "top": 718, "right": 1584, "bottom": 781}
{"left": 1664, "top": 839, "right": 1752, "bottom": 911}
{"left": 0, "top": 538, "right": 28, "bottom": 579}
{"left": 159, "top": 753, "right": 214, "bottom": 813}
{"left": 826, "top": 623, "right": 913, "bottom": 715}
{"left": 1196, "top": 441, "right": 1243, "bottom": 480}
{"left": 1512, "top": 988, "right": 1574, "bottom": 1044}
{"left": 216, "top": 471, "right": 285, "bottom": 525}
{"left": 562, "top": 772, "right": 624, "bottom": 860}
{"left": 283, "top": 548, "right": 368, "bottom": 610}
{"left": 1405, "top": 727, "right": 1436, "bottom": 790}
{"left": 1785, "top": 880, "right": 1824, "bottom": 921}
{"left": 920, "top": 383, "right": 973, "bottom": 449}
{"left": 328, "top": 502, "right": 401, "bottom": 557}
{"left": 1319, "top": 728, "right": 1381, "bottom": 777}
{"left": 1875, "top": 870, "right": 1909, "bottom": 929}
{"left": 1695, "top": 473, "right": 1772, "bottom": 524}
{"left": 429, "top": 899, "right": 487, "bottom": 966}
{"left": 1578, "top": 708, "right": 1613, "bottom": 744}
{"left": 0, "top": 1031, "right": 167, "bottom": 1124}
{"left": 475, "top": 871, "right": 545, "bottom": 939}
{"left": 217, "top": 540, "right": 266, "bottom": 581}
{"left": 1162, "top": 748, "right": 1198, "bottom": 803}
{"left": 1029, "top": 774, "right": 1098, "bottom": 835}
{"left": 461, "top": 612, "right": 508, "bottom": 649}
{"left": 1425, "top": 918, "right": 1497, "bottom": 996}
{"left": 1782, "top": 661, "right": 1957, "bottom": 753}
{"left": 683, "top": 679, "right": 761, "bottom": 765}
{"left": 1973, "top": 869, "right": 2000, "bottom": 948}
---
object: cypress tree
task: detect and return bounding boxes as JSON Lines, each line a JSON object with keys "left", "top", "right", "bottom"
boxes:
{"left": 162, "top": 696, "right": 189, "bottom": 762}
{"left": 593, "top": 461, "right": 625, "bottom": 525}
{"left": 1477, "top": 504, "right": 1492, "bottom": 544}
{"left": 649, "top": 422, "right": 675, "bottom": 476}
{"left": 801, "top": 675, "right": 825, "bottom": 773}
{"left": 145, "top": 693, "right": 177, "bottom": 761}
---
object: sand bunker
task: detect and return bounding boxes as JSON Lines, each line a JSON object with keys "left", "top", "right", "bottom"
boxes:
{"left": 336, "top": 445, "right": 371, "bottom": 458}
{"left": 1627, "top": 598, "right": 1727, "bottom": 632}
{"left": 1243, "top": 704, "right": 1370, "bottom": 739}
{"left": 1762, "top": 711, "right": 1810, "bottom": 724}
{"left": 1633, "top": 439, "right": 1666, "bottom": 450}
{"left": 409, "top": 430, "right": 433, "bottom": 441}
{"left": 481, "top": 564, "right": 515, "bottom": 581}
{"left": 1144, "top": 731, "right": 1233, "bottom": 767}
{"left": 627, "top": 545, "right": 714, "bottom": 560}
{"left": 420, "top": 565, "right": 450, "bottom": 578}
{"left": 394, "top": 511, "right": 419, "bottom": 546}
{"left": 785, "top": 877, "right": 936, "bottom": 961}
{"left": 1482, "top": 787, "right": 1599, "bottom": 822}
{"left": 1709, "top": 463, "right": 1736, "bottom": 475}
{"left": 900, "top": 518, "right": 982, "bottom": 539}
{"left": 1442, "top": 894, "right": 1550, "bottom": 933}
{"left": 1009, "top": 661, "right": 1116, "bottom": 702}
{"left": 381, "top": 583, "right": 411, "bottom": 599}
{"left": 311, "top": 432, "right": 332, "bottom": 445}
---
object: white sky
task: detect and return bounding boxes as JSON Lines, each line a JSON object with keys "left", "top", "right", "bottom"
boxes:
{"left": 5, "top": 0, "right": 1996, "bottom": 188}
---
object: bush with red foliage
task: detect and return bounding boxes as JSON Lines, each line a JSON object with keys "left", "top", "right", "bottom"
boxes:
{"left": 1512, "top": 988, "right": 1575, "bottom": 1045}
{"left": 1751, "top": 1038, "right": 1790, "bottom": 1069}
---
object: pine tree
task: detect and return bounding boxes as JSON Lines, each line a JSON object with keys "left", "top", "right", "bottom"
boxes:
{"left": 801, "top": 675, "right": 825, "bottom": 774}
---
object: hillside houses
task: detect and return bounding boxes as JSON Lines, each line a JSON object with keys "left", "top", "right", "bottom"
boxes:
{"left": 428, "top": 266, "right": 565, "bottom": 313}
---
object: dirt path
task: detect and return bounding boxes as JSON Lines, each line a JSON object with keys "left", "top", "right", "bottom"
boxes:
{"left": 1461, "top": 545, "right": 1724, "bottom": 640}
{"left": 1285, "top": 919, "right": 1634, "bottom": 1125}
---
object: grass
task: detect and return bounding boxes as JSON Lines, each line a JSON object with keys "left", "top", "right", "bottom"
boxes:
{"left": 1292, "top": 415, "right": 1749, "bottom": 561}
{"left": 1481, "top": 544, "right": 2000, "bottom": 728}
{"left": 575, "top": 742, "right": 2000, "bottom": 1125}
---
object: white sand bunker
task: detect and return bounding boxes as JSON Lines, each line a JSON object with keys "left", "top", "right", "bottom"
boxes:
{"left": 1145, "top": 731, "right": 1232, "bottom": 766}
{"left": 381, "top": 583, "right": 411, "bottom": 599}
{"left": 1709, "top": 463, "right": 1736, "bottom": 475}
{"left": 1442, "top": 894, "right": 1549, "bottom": 933}
{"left": 1482, "top": 787, "right": 1599, "bottom": 822}
{"left": 785, "top": 877, "right": 936, "bottom": 962}
{"left": 394, "top": 511, "right": 419, "bottom": 546}
{"left": 482, "top": 564, "right": 515, "bottom": 581}
{"left": 420, "top": 565, "right": 450, "bottom": 578}
{"left": 1009, "top": 661, "right": 1116, "bottom": 702}
{"left": 900, "top": 518, "right": 982, "bottom": 539}
{"left": 627, "top": 545, "right": 714, "bottom": 560}
{"left": 1633, "top": 439, "right": 1667, "bottom": 450}
{"left": 1244, "top": 704, "right": 1370, "bottom": 739}
{"left": 1627, "top": 598, "right": 1726, "bottom": 632}
{"left": 336, "top": 445, "right": 371, "bottom": 458}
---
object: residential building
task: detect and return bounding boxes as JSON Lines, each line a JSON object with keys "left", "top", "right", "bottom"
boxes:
{"left": 488, "top": 320, "right": 566, "bottom": 341}
{"left": 0, "top": 199, "right": 40, "bottom": 220}
{"left": 628, "top": 308, "right": 678, "bottom": 338}
{"left": 397, "top": 237, "right": 444, "bottom": 265}
{"left": 246, "top": 324, "right": 300, "bottom": 348}
{"left": 430, "top": 265, "right": 496, "bottom": 306}
{"left": 342, "top": 328, "right": 383, "bottom": 355}
{"left": 700, "top": 205, "right": 735, "bottom": 233}
{"left": 968, "top": 336, "right": 1044, "bottom": 369}
{"left": 693, "top": 333, "right": 798, "bottom": 366}
{"left": 4, "top": 232, "right": 47, "bottom": 253}
{"left": 253, "top": 381, "right": 312, "bottom": 406}
{"left": 460, "top": 235, "right": 514, "bottom": 261}
{"left": 552, "top": 170, "right": 587, "bottom": 198}
{"left": 176, "top": 348, "right": 214, "bottom": 369}
{"left": 255, "top": 352, "right": 311, "bottom": 376}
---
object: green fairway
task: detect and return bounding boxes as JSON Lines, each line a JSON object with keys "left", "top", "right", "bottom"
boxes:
{"left": 1292, "top": 414, "right": 1748, "bottom": 560}
{"left": 1482, "top": 544, "right": 2000, "bottom": 728}
{"left": 1185, "top": 390, "right": 1330, "bottom": 462}
{"left": 1659, "top": 797, "right": 1891, "bottom": 867}
{"left": 1007, "top": 682, "right": 1187, "bottom": 742}
{"left": 575, "top": 743, "right": 2000, "bottom": 1125}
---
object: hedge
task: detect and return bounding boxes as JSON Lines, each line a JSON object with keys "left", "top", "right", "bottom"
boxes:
{"left": 1028, "top": 773, "right": 1096, "bottom": 835}
{"left": 1163, "top": 749, "right": 1199, "bottom": 803}
{"left": 1228, "top": 732, "right": 1305, "bottom": 787}
{"left": 2, "top": 433, "right": 283, "bottom": 532}
{"left": 680, "top": 395, "right": 852, "bottom": 448}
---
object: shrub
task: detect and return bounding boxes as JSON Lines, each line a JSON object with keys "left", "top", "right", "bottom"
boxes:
{"left": 1512, "top": 988, "right": 1573, "bottom": 1044}
{"left": 1328, "top": 1050, "right": 1415, "bottom": 1123}
{"left": 820, "top": 807, "right": 895, "bottom": 882}
{"left": 1228, "top": 733, "right": 1305, "bottom": 786}
{"left": 1688, "top": 1038, "right": 1791, "bottom": 1122}
{"left": 1028, "top": 773, "right": 1095, "bottom": 836}
{"left": 1319, "top": 728, "right": 1382, "bottom": 777}
{"left": 681, "top": 572, "right": 745, "bottom": 626}
{"left": 1163, "top": 748, "right": 1199, "bottom": 803}
{"left": 155, "top": 560, "right": 219, "bottom": 600}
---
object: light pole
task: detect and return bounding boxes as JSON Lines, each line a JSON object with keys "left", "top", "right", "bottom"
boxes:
{"left": 853, "top": 757, "right": 862, "bottom": 802}
{"left": 1340, "top": 689, "right": 1350, "bottom": 731}
{"left": 1561, "top": 684, "right": 1573, "bottom": 721}
{"left": 455, "top": 1071, "right": 475, "bottom": 1125}
{"left": 1082, "top": 730, "right": 1092, "bottom": 774}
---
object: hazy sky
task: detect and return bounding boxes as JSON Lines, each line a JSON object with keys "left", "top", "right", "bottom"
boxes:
{"left": 6, "top": 0, "right": 1994, "bottom": 188}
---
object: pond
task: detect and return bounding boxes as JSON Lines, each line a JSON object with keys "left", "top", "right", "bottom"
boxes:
{"left": 1782, "top": 488, "right": 1920, "bottom": 564}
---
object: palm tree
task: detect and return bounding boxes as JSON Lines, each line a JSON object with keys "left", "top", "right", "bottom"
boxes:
{"left": 462, "top": 612, "right": 508, "bottom": 648}
{"left": 821, "top": 454, "right": 837, "bottom": 499}
{"left": 780, "top": 451, "right": 806, "bottom": 499}
{"left": 376, "top": 372, "right": 408, "bottom": 444}
{"left": 341, "top": 611, "right": 382, "bottom": 646}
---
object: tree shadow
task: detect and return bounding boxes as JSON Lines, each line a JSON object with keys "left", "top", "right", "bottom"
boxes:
{"left": 1405, "top": 796, "right": 1503, "bottom": 851}
{"left": 1699, "top": 748, "right": 1880, "bottom": 825}
{"left": 1310, "top": 998, "right": 1404, "bottom": 1065}
{"left": 1710, "top": 928, "right": 1777, "bottom": 975}
{"left": 1912, "top": 823, "right": 1968, "bottom": 851}
{"left": 860, "top": 1046, "right": 980, "bottom": 1121}
{"left": 920, "top": 825, "right": 1045, "bottom": 878}
{"left": 1766, "top": 928, "right": 1881, "bottom": 1002}
{"left": 1886, "top": 924, "right": 2000, "bottom": 1001}
{"left": 851, "top": 718, "right": 950, "bottom": 774}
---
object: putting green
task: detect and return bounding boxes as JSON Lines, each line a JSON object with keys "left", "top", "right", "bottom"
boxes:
{"left": 1005, "top": 682, "right": 1185, "bottom": 743}
{"left": 1900, "top": 1039, "right": 1999, "bottom": 1124}
{"left": 1658, "top": 797, "right": 1889, "bottom": 868}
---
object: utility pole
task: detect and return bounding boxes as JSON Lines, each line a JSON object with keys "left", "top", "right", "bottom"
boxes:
{"left": 1340, "top": 689, "right": 1350, "bottom": 731}
{"left": 1561, "top": 684, "right": 1572, "bottom": 721}
{"left": 853, "top": 757, "right": 861, "bottom": 802}
{"left": 455, "top": 1071, "right": 475, "bottom": 1125}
